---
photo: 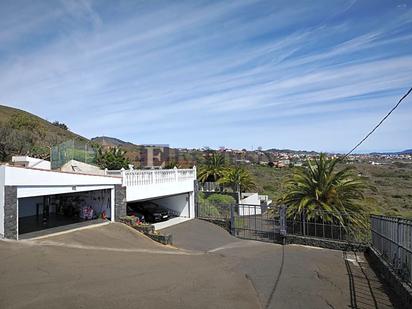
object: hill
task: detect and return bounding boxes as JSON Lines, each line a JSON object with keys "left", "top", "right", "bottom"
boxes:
{"left": 370, "top": 149, "right": 412, "bottom": 155}
{"left": 0, "top": 105, "right": 88, "bottom": 161}
{"left": 91, "top": 136, "right": 136, "bottom": 148}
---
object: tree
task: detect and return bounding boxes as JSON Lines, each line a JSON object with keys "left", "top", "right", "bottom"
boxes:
{"left": 96, "top": 147, "right": 130, "bottom": 170}
{"left": 280, "top": 153, "right": 366, "bottom": 228}
{"left": 197, "top": 152, "right": 226, "bottom": 182}
{"left": 52, "top": 121, "right": 69, "bottom": 130}
{"left": 219, "top": 166, "right": 256, "bottom": 192}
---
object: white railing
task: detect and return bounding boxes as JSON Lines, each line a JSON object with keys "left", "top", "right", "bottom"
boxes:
{"left": 121, "top": 167, "right": 196, "bottom": 187}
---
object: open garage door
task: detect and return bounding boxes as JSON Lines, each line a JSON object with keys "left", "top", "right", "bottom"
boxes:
{"left": 152, "top": 193, "right": 192, "bottom": 218}
{"left": 126, "top": 192, "right": 194, "bottom": 229}
{"left": 18, "top": 189, "right": 112, "bottom": 238}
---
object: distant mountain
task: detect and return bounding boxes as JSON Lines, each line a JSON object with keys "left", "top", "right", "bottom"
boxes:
{"left": 265, "top": 148, "right": 319, "bottom": 155}
{"left": 91, "top": 136, "right": 137, "bottom": 148}
{"left": 370, "top": 149, "right": 412, "bottom": 155}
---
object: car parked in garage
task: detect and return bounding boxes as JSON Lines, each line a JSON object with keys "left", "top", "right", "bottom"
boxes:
{"left": 127, "top": 202, "right": 169, "bottom": 223}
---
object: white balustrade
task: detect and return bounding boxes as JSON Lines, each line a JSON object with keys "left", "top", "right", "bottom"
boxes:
{"left": 121, "top": 167, "right": 196, "bottom": 187}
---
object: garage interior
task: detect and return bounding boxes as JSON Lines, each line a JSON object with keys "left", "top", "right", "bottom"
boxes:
{"left": 18, "top": 189, "right": 112, "bottom": 237}
{"left": 151, "top": 193, "right": 192, "bottom": 218}
{"left": 127, "top": 193, "right": 192, "bottom": 222}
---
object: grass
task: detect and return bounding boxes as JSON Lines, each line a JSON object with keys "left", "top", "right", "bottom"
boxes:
{"left": 0, "top": 105, "right": 88, "bottom": 161}
{"left": 246, "top": 162, "right": 412, "bottom": 219}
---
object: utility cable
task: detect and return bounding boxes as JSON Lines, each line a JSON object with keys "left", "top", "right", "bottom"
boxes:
{"left": 342, "top": 86, "right": 412, "bottom": 159}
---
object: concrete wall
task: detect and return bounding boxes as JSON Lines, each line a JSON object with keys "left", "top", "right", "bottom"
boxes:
{"left": 0, "top": 165, "right": 121, "bottom": 199}
{"left": 153, "top": 194, "right": 191, "bottom": 218}
{"left": 60, "top": 160, "right": 105, "bottom": 175}
{"left": 2, "top": 165, "right": 122, "bottom": 187}
{"left": 366, "top": 247, "right": 412, "bottom": 308}
{"left": 12, "top": 156, "right": 51, "bottom": 170}
{"left": 126, "top": 180, "right": 194, "bottom": 202}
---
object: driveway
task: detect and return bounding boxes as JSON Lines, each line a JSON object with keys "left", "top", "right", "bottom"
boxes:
{"left": 163, "top": 219, "right": 398, "bottom": 309}
{"left": 0, "top": 223, "right": 259, "bottom": 309}
{"left": 0, "top": 220, "right": 398, "bottom": 309}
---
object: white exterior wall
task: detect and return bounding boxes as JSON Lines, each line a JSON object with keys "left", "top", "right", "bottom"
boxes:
{"left": 0, "top": 165, "right": 122, "bottom": 235}
{"left": 2, "top": 165, "right": 121, "bottom": 199}
{"left": 152, "top": 193, "right": 192, "bottom": 218}
{"left": 126, "top": 181, "right": 194, "bottom": 202}
{"left": 239, "top": 193, "right": 262, "bottom": 216}
{"left": 3, "top": 166, "right": 122, "bottom": 187}
{"left": 0, "top": 166, "right": 5, "bottom": 237}
{"left": 12, "top": 156, "right": 51, "bottom": 170}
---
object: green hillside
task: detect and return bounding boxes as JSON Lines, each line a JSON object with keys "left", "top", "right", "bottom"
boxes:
{"left": 247, "top": 162, "right": 412, "bottom": 219}
{"left": 0, "top": 105, "right": 88, "bottom": 162}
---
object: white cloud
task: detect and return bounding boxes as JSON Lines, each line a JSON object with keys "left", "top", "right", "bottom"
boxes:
{"left": 0, "top": 0, "right": 411, "bottom": 151}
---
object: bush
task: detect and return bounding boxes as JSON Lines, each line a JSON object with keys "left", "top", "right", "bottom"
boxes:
{"left": 9, "top": 114, "right": 38, "bottom": 130}
{"left": 198, "top": 203, "right": 222, "bottom": 218}
{"left": 206, "top": 193, "right": 236, "bottom": 206}
{"left": 52, "top": 121, "right": 69, "bottom": 130}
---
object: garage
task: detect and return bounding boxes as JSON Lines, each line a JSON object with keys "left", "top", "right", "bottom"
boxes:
{"left": 127, "top": 192, "right": 193, "bottom": 227}
{"left": 18, "top": 189, "right": 112, "bottom": 236}
{"left": 1, "top": 164, "right": 124, "bottom": 240}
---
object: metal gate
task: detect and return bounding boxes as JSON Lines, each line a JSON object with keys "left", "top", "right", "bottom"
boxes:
{"left": 231, "top": 204, "right": 282, "bottom": 243}
{"left": 195, "top": 199, "right": 284, "bottom": 243}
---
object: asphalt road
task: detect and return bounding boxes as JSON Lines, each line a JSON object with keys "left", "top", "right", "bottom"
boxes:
{"left": 0, "top": 220, "right": 398, "bottom": 309}
{"left": 0, "top": 223, "right": 259, "bottom": 309}
{"left": 163, "top": 219, "right": 397, "bottom": 309}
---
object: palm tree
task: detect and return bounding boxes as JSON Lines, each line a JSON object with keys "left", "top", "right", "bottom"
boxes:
{"left": 219, "top": 166, "right": 256, "bottom": 192}
{"left": 197, "top": 152, "right": 226, "bottom": 183}
{"left": 280, "top": 153, "right": 366, "bottom": 228}
{"left": 96, "top": 147, "right": 130, "bottom": 170}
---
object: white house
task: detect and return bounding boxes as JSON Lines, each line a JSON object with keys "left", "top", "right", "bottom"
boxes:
{"left": 1, "top": 159, "right": 196, "bottom": 240}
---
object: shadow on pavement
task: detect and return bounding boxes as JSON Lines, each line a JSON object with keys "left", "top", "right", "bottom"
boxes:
{"left": 343, "top": 251, "right": 399, "bottom": 309}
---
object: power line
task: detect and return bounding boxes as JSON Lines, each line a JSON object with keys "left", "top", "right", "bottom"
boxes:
{"left": 342, "top": 86, "right": 412, "bottom": 159}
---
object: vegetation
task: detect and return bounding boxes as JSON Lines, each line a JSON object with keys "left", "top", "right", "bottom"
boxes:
{"left": 0, "top": 105, "right": 87, "bottom": 162}
{"left": 219, "top": 166, "right": 256, "bottom": 192}
{"left": 197, "top": 192, "right": 235, "bottom": 218}
{"left": 96, "top": 147, "right": 130, "bottom": 170}
{"left": 280, "top": 154, "right": 366, "bottom": 228}
{"left": 198, "top": 152, "right": 226, "bottom": 182}
{"left": 52, "top": 121, "right": 69, "bottom": 130}
{"left": 246, "top": 161, "right": 412, "bottom": 219}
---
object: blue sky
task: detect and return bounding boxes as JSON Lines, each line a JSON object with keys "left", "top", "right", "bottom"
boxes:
{"left": 0, "top": 0, "right": 411, "bottom": 153}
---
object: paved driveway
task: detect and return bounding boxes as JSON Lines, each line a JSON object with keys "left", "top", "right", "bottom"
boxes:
{"left": 0, "top": 220, "right": 398, "bottom": 309}
{"left": 163, "top": 219, "right": 397, "bottom": 309}
{"left": 0, "top": 223, "right": 259, "bottom": 309}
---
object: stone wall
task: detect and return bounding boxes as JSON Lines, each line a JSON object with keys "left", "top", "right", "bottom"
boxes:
{"left": 366, "top": 247, "right": 412, "bottom": 308}
{"left": 4, "top": 186, "right": 17, "bottom": 240}
{"left": 284, "top": 234, "right": 367, "bottom": 251}
{"left": 115, "top": 185, "right": 127, "bottom": 220}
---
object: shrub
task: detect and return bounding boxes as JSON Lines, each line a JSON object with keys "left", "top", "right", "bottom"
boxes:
{"left": 52, "top": 121, "right": 69, "bottom": 130}
{"left": 207, "top": 193, "right": 236, "bottom": 206}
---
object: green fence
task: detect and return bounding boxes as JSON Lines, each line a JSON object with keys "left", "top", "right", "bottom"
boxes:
{"left": 51, "top": 140, "right": 97, "bottom": 169}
